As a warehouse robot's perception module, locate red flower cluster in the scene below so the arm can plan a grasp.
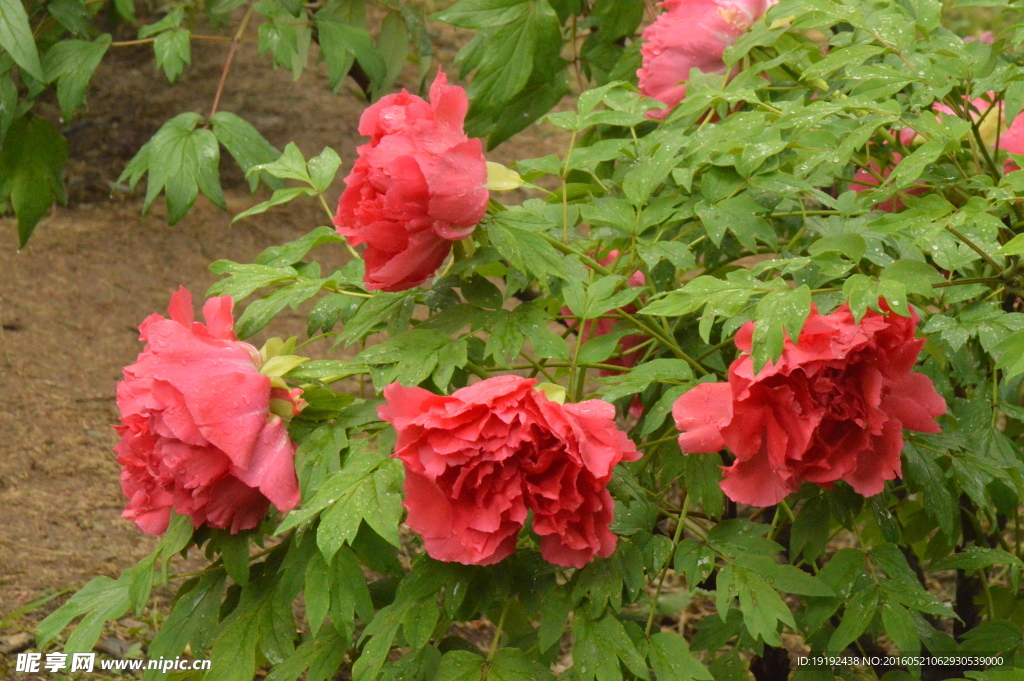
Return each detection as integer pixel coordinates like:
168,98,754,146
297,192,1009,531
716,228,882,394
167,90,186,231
638,0,776,119
672,304,946,507
379,376,640,568
333,70,489,292
115,288,301,535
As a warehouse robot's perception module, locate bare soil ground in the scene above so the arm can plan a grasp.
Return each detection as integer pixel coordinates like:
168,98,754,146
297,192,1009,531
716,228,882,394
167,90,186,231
0,11,566,674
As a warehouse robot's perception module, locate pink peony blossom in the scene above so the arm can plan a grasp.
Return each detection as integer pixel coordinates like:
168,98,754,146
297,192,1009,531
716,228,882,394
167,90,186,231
672,303,946,507
115,287,301,535
333,70,489,292
638,0,776,119
379,376,640,568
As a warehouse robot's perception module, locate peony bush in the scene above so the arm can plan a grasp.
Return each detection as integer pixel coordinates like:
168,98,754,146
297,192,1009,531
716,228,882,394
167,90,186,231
19,0,1024,679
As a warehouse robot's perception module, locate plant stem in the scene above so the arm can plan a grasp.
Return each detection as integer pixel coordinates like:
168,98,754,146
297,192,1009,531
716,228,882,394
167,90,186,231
111,34,235,47
486,601,510,663
615,310,709,377
644,494,690,638
207,6,255,122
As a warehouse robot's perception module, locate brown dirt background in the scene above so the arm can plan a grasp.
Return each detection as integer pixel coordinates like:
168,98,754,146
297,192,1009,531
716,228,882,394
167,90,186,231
0,6,566,669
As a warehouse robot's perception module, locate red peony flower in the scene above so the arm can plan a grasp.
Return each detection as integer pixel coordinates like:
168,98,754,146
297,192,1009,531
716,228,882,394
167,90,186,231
379,376,640,568
672,303,946,507
638,0,776,119
115,287,302,535
333,70,489,292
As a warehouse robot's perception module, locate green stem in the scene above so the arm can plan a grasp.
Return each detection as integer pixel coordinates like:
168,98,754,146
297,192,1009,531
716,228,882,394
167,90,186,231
644,494,691,639
486,601,510,663
615,310,709,377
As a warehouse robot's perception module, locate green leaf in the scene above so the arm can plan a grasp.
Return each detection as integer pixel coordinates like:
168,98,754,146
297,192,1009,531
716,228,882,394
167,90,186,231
42,35,111,121
597,358,693,401
307,147,343,193
573,613,649,681
220,533,251,586
903,439,957,537
353,603,407,681
684,453,724,520
133,113,225,224
696,196,775,251
436,651,485,681
113,0,135,21
931,546,1024,571
316,17,387,92
0,116,68,247
0,72,16,145
881,602,919,656
277,451,403,559
828,586,878,652
790,495,830,562
211,111,283,192
263,629,346,681
462,2,559,111
648,632,713,681
231,187,318,223
434,0,532,28
883,140,945,192
142,572,227,678
0,0,45,81
138,7,184,38
48,0,93,37
1000,232,1024,256
488,76,569,148
880,259,943,298
402,601,440,650
208,261,297,299
249,142,313,184
329,545,375,640
732,555,835,597
236,279,324,338
489,648,555,680
375,11,409,98
154,29,190,82
733,567,794,646
36,575,131,652
751,285,811,371
256,225,345,267
538,586,570,653
487,216,566,281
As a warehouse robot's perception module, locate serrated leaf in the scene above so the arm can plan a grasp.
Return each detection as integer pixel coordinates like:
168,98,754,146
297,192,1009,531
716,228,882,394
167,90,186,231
490,648,555,680
307,147,343,193
142,572,226,677
236,280,323,338
36,575,131,652
211,111,283,192
141,113,225,223
828,586,878,652
231,187,318,223
931,546,1024,571
316,17,387,92
751,285,811,371
435,651,485,681
648,632,713,681
278,452,403,559
154,29,190,82
487,216,566,281
573,613,650,681
42,35,111,120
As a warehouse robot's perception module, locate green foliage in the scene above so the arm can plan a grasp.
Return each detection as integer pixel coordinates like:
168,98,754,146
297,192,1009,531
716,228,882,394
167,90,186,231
28,0,1024,678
